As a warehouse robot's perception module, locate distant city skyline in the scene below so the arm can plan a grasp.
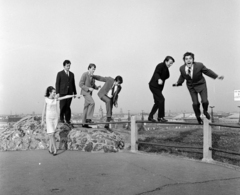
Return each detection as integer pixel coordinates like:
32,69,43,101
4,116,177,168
1,0,240,115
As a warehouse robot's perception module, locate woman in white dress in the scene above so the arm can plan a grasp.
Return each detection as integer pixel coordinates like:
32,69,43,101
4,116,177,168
41,86,80,156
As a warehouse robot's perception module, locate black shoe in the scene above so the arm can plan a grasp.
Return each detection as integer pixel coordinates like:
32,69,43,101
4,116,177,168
197,117,203,125
48,150,53,154
148,118,157,122
59,120,65,124
158,118,168,123
82,124,92,128
86,119,94,124
107,117,113,122
66,122,74,128
203,111,211,120
104,125,113,132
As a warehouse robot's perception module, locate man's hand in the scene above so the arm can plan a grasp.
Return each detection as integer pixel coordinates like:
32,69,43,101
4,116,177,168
217,75,224,80
172,83,182,87
158,79,163,85
88,88,94,92
114,103,118,108
97,85,101,90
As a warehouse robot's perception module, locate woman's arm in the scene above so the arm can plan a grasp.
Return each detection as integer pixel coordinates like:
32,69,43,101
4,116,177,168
41,102,46,127
56,95,81,101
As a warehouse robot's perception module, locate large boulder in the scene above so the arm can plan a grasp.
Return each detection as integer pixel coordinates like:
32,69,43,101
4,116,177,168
0,116,125,153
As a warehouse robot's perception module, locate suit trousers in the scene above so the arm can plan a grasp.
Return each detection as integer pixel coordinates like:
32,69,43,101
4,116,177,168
82,94,95,124
60,94,72,123
100,95,113,118
149,85,165,118
188,86,208,105
188,86,208,118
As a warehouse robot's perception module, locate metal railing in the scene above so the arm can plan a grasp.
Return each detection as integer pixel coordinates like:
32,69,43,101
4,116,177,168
72,116,240,163
130,116,240,163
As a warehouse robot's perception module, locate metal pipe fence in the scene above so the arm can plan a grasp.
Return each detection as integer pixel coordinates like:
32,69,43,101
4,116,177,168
73,116,240,163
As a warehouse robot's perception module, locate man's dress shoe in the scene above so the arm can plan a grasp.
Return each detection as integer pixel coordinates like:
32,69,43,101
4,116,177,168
203,111,211,120
197,117,203,125
148,118,157,122
82,124,92,128
158,118,168,123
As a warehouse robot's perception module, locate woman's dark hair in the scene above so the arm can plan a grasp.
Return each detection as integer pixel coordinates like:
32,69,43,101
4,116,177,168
114,76,123,84
88,63,96,70
183,52,194,62
63,60,71,66
45,86,55,97
163,56,175,63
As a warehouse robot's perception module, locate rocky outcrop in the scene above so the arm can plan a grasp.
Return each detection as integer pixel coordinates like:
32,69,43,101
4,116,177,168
0,116,124,153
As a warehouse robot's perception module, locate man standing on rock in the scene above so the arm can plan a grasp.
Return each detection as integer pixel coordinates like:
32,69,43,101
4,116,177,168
55,60,77,127
92,75,123,130
79,63,101,128
173,52,224,124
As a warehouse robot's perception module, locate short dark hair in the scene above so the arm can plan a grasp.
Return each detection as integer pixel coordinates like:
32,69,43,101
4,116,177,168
45,86,55,97
163,56,175,63
183,52,194,62
114,76,123,84
63,60,71,66
88,63,96,70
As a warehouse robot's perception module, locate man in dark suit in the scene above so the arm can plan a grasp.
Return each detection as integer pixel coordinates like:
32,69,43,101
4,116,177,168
92,75,123,129
148,56,175,123
56,60,77,126
173,52,224,124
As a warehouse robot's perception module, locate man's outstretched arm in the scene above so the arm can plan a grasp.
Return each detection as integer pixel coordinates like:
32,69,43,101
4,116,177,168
173,74,184,87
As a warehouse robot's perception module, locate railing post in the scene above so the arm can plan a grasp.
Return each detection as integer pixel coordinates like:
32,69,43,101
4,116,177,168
131,116,138,152
202,118,213,162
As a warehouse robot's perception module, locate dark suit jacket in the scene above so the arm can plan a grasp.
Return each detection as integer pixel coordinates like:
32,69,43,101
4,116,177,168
177,62,218,92
55,70,77,95
92,75,122,106
149,62,170,89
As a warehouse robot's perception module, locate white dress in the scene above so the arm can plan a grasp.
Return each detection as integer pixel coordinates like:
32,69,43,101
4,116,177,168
45,98,58,134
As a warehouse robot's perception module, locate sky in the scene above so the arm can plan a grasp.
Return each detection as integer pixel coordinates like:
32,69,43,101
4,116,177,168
0,0,240,115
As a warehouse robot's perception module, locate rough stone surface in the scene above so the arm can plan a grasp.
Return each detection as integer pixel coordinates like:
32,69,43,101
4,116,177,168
0,116,125,153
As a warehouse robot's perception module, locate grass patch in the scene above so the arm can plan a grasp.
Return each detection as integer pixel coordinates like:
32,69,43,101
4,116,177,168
138,126,240,166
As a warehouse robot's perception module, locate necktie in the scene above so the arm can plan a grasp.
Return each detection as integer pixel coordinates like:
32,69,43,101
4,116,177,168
188,67,191,78
112,85,115,96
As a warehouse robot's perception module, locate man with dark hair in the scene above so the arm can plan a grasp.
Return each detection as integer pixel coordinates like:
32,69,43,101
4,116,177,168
56,60,77,127
148,56,175,123
79,63,100,128
173,52,224,124
92,75,123,129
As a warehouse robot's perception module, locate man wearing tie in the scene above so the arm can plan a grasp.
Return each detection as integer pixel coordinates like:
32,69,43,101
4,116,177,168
79,64,100,128
92,75,123,129
173,52,224,124
55,60,77,127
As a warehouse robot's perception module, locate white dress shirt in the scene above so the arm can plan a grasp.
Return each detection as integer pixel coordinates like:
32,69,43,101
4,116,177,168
185,64,194,79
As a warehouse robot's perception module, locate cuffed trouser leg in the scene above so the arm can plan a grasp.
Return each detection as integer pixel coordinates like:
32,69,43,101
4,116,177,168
149,85,165,118
82,94,95,125
100,95,113,118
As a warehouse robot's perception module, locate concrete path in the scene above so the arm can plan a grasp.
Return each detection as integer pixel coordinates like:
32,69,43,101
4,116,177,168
0,150,240,195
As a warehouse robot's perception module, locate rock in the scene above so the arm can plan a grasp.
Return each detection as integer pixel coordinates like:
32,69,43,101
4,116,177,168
0,116,125,153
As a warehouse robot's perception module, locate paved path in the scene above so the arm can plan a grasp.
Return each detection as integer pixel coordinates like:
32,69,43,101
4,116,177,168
0,150,240,195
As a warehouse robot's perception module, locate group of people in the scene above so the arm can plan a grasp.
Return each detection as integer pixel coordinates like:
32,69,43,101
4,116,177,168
148,52,224,125
41,51,224,155
41,60,123,155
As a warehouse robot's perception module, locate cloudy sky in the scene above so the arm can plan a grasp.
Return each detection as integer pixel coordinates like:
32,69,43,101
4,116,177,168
0,0,240,115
